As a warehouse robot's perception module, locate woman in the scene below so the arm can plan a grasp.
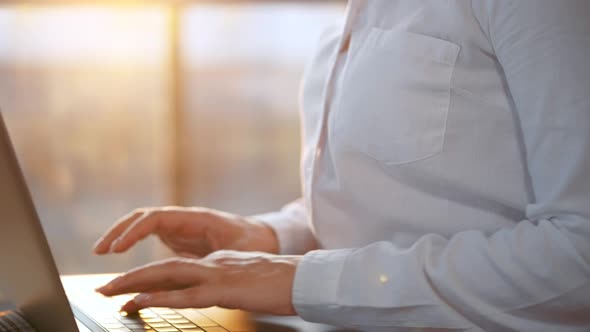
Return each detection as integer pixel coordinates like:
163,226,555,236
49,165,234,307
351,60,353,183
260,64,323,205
93,1,590,331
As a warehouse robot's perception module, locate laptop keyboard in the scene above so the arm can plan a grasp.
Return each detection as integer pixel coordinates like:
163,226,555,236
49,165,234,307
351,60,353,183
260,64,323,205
98,308,223,332
77,293,227,332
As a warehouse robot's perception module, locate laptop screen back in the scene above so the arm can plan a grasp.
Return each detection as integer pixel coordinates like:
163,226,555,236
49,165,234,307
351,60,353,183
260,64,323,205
0,112,79,332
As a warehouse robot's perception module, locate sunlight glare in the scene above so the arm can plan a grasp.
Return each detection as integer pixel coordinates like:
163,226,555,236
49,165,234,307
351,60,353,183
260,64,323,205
0,6,169,65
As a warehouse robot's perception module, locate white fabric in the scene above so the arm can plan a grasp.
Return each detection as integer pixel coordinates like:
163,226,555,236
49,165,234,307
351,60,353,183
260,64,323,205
255,1,590,331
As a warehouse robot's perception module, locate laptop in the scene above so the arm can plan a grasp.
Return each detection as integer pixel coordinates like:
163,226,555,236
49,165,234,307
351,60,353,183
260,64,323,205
0,112,355,332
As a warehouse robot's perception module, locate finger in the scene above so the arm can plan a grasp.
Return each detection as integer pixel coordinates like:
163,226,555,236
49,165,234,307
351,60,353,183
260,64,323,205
93,210,145,255
111,211,159,253
121,286,219,313
112,208,213,254
96,258,208,296
95,273,189,296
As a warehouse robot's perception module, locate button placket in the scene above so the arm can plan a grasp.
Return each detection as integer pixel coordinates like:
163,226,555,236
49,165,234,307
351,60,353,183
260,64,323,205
307,0,363,218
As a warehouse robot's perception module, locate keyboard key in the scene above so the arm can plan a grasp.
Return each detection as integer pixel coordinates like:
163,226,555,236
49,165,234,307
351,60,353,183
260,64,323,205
173,323,198,329
108,329,131,332
149,323,173,328
179,329,204,332
143,318,165,324
120,317,145,324
160,314,183,320
139,312,158,319
152,308,176,314
167,319,190,324
175,310,218,327
154,328,179,332
125,323,152,329
129,327,153,332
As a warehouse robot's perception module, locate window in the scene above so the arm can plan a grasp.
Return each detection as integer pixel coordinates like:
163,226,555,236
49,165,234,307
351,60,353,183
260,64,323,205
0,2,344,274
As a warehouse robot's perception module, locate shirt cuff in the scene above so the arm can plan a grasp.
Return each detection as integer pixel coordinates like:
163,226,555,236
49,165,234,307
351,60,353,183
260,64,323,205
292,248,354,324
250,200,317,255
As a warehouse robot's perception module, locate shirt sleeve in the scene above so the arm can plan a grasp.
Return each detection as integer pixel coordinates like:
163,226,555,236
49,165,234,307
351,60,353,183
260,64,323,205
292,1,590,331
250,198,318,255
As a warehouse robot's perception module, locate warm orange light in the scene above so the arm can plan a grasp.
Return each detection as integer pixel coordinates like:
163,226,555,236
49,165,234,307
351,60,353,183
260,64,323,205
1,6,170,66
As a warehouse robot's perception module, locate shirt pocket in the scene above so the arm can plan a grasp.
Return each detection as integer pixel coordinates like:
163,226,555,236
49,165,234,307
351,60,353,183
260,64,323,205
332,28,460,165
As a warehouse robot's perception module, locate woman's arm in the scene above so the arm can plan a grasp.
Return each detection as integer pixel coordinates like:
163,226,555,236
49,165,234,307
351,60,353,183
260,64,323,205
292,1,590,330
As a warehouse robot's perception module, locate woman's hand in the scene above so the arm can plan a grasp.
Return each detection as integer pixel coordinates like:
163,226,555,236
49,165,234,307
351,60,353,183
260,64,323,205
95,250,300,315
93,207,279,257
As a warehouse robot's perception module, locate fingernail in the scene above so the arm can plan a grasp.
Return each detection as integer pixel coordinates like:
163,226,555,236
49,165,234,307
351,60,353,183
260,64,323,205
95,284,111,293
93,238,104,253
96,276,121,293
134,294,151,304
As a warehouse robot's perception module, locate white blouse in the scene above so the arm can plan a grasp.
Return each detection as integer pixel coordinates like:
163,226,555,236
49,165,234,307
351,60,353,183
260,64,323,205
256,1,590,331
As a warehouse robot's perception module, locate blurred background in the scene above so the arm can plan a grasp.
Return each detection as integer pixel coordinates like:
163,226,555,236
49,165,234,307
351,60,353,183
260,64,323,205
0,1,344,274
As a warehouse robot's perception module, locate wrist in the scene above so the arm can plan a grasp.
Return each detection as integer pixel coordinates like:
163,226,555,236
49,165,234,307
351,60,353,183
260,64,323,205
245,219,280,254
259,222,280,254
